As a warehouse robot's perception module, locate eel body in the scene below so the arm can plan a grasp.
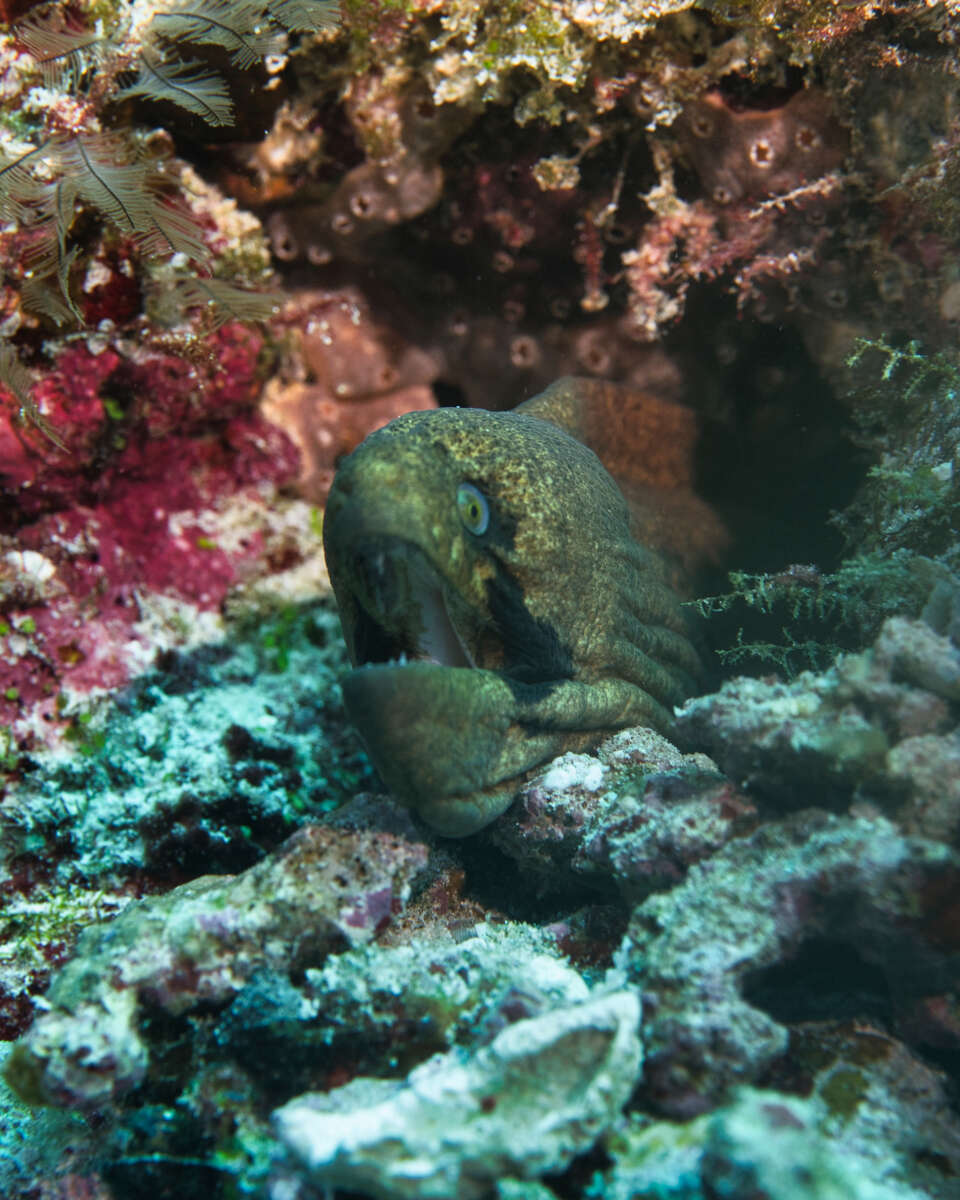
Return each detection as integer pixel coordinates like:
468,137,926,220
322,377,703,835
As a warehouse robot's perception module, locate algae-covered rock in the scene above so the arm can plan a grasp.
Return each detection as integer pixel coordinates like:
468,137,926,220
788,1022,960,1195
677,616,960,816
619,812,960,1115
2,599,373,883
489,727,751,901
0,1046,94,1199
6,824,428,1107
305,921,589,1055
496,1182,562,1200
275,988,642,1200
599,1088,925,1200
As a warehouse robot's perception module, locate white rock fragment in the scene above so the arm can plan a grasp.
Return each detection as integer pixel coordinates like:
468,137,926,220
275,989,642,1200
3,549,56,586
539,752,607,793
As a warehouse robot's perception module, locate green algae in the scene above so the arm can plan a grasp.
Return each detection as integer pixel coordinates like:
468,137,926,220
0,726,18,773
690,553,948,678
423,0,586,123
818,1066,870,1123
337,0,673,123
0,882,127,977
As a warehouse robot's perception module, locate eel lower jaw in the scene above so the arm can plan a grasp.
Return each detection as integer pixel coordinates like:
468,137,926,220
338,659,534,835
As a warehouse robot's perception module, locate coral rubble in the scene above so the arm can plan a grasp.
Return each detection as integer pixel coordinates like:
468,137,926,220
276,989,640,1200
7,821,428,1107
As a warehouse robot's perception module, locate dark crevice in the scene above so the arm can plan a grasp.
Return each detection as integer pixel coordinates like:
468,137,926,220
743,937,895,1026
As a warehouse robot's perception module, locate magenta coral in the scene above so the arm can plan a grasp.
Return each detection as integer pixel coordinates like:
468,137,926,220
0,324,270,514
0,324,299,727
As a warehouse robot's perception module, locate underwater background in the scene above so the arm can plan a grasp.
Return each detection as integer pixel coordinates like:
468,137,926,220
2,0,960,1195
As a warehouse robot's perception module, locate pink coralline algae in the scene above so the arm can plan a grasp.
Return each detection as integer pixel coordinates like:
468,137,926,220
1,325,271,506
0,325,300,723
0,345,118,498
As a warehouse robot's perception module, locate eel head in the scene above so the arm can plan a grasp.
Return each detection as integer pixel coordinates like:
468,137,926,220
323,391,701,835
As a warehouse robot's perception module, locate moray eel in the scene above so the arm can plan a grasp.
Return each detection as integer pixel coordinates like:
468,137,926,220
323,377,702,835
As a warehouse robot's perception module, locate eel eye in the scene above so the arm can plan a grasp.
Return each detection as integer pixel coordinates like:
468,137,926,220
456,482,489,535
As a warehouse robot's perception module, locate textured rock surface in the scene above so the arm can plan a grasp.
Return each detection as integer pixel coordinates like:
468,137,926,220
489,728,754,901
600,1088,925,1200
304,922,590,1054
275,988,641,1200
677,617,960,815
619,811,960,1115
5,824,428,1107
785,1022,960,1194
7,611,960,1196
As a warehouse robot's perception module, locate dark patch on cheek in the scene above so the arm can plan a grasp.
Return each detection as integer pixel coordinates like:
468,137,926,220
482,503,518,554
485,565,574,692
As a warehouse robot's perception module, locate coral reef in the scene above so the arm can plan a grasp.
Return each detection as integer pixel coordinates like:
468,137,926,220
5,0,960,1195
7,610,960,1195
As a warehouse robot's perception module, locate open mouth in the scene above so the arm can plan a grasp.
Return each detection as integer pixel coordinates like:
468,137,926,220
348,539,476,670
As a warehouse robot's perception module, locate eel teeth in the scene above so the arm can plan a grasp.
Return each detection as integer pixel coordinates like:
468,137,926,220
413,583,474,669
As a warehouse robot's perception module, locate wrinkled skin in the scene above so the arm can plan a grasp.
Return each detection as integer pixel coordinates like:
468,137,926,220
323,377,701,835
